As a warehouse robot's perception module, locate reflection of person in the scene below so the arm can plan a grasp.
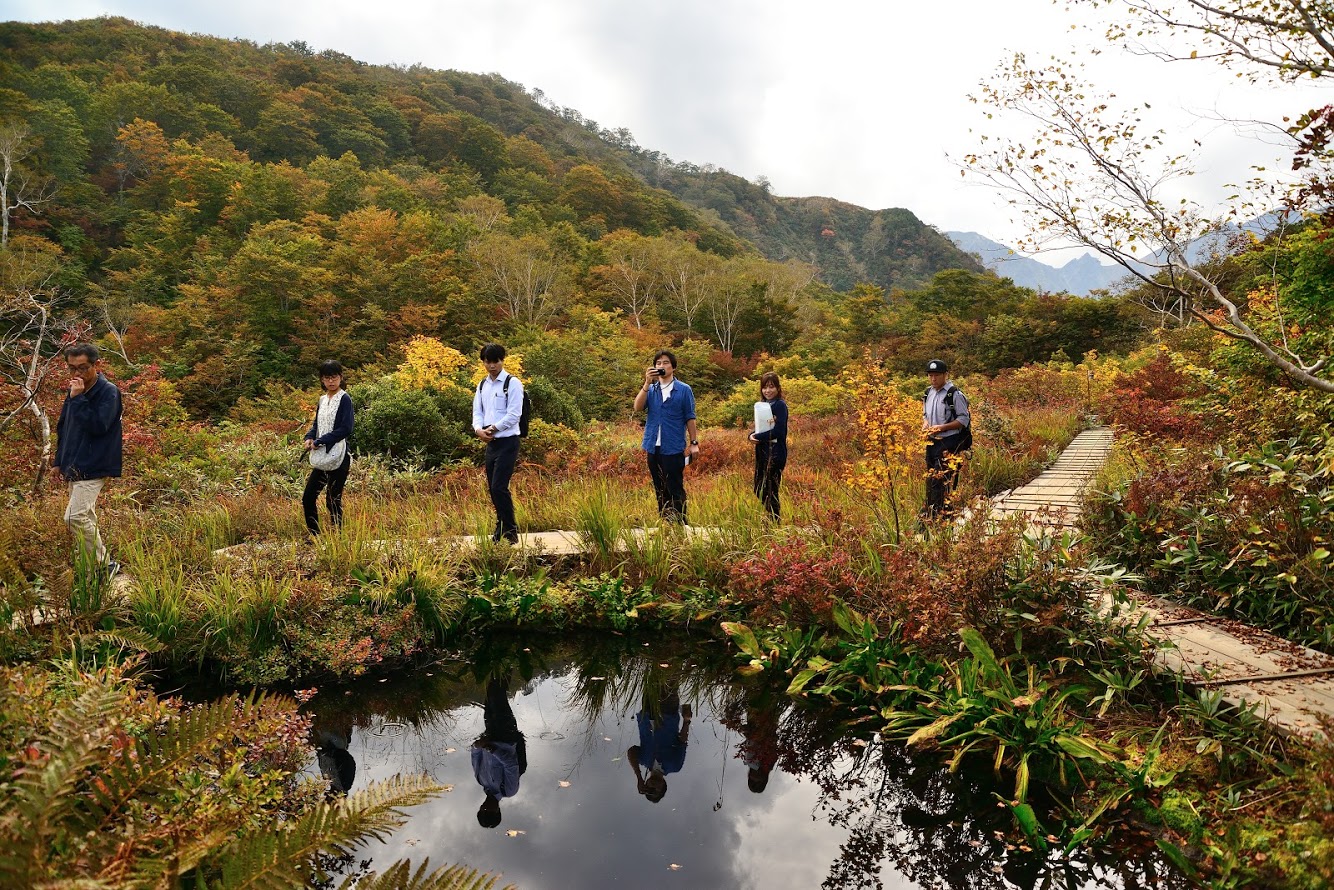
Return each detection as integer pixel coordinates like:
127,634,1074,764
921,359,970,520
627,689,691,803
54,343,123,576
738,701,780,794
749,372,789,522
471,343,523,544
313,714,356,796
472,676,527,828
302,360,354,535
633,350,698,524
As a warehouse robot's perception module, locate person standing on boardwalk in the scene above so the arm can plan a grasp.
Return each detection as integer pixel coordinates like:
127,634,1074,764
749,372,788,522
53,343,123,577
472,343,523,544
921,359,971,520
302,360,354,536
633,350,698,524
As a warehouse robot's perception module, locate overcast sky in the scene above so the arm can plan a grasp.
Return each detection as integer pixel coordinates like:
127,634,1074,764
6,0,1320,260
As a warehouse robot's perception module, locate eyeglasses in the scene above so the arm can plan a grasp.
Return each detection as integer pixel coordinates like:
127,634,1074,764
67,362,93,372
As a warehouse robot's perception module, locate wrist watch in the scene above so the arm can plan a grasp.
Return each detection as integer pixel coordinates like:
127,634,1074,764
691,440,698,445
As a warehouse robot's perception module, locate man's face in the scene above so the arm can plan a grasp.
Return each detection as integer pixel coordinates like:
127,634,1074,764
484,358,504,378
927,370,947,389
67,355,97,389
654,356,675,379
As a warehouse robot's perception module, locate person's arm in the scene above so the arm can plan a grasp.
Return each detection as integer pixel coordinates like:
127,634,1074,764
634,368,657,412
684,387,698,456
679,704,692,743
627,745,646,792
951,390,970,430
473,382,493,440
494,377,522,436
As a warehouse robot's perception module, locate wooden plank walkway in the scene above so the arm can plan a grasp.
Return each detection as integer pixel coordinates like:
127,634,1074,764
989,428,1114,528
991,427,1333,737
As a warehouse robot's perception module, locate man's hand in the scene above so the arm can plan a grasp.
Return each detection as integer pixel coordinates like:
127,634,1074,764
303,439,315,452
69,376,85,397
476,427,495,442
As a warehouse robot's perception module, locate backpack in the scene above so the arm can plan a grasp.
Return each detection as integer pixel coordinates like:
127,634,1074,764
925,384,973,454
479,375,532,437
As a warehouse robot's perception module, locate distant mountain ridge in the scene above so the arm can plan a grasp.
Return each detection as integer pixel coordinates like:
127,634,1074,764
948,214,1293,296
945,232,1128,295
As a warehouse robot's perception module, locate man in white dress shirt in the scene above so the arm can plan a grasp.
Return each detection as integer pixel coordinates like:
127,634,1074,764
472,343,524,543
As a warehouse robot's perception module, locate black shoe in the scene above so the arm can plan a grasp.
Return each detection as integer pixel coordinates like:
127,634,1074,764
104,560,122,581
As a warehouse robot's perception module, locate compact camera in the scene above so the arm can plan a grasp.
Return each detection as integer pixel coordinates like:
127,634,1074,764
652,368,665,376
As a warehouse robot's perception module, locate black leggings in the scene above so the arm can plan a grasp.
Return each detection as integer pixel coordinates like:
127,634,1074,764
303,453,350,535
754,454,785,521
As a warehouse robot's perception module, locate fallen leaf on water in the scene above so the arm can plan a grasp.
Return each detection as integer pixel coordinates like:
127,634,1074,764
441,784,453,792
445,747,457,753
603,736,612,741
668,864,683,871
506,830,525,837
659,663,671,668
405,838,420,846
558,780,571,788
590,676,606,681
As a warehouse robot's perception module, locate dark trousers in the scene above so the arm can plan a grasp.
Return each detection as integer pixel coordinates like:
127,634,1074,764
754,454,785,521
303,454,350,535
484,435,521,542
924,437,964,519
646,449,687,523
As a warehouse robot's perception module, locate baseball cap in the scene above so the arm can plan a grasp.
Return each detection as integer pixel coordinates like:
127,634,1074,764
926,359,948,373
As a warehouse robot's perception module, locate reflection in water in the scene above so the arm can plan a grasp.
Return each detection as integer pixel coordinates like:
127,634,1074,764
628,685,691,804
473,674,528,828
311,711,356,796
304,634,1190,890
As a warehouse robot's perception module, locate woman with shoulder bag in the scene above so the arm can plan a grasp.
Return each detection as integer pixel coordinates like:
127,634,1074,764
302,360,354,535
749,372,788,522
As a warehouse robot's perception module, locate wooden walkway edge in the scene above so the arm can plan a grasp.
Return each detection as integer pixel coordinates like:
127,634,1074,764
991,427,1333,738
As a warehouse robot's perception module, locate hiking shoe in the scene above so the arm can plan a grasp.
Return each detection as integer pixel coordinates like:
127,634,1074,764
105,560,121,581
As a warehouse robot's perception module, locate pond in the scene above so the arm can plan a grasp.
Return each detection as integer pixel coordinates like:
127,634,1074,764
303,633,1190,890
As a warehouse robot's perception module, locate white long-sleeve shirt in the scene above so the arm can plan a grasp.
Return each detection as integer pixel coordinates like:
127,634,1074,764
472,371,524,438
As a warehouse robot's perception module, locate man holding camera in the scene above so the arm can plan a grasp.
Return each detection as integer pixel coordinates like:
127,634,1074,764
473,342,523,543
922,358,970,520
634,350,699,524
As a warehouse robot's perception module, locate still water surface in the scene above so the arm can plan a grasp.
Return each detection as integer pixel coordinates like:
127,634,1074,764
304,634,1189,890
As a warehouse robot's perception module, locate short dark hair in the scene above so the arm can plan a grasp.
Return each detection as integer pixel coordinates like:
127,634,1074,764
477,797,501,828
480,343,507,362
758,372,783,400
65,343,100,364
318,360,344,378
652,350,677,369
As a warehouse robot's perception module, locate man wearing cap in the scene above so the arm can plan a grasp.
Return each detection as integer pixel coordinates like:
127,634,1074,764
922,359,970,519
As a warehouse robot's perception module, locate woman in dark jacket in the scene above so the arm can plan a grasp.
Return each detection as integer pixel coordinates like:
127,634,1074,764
302,360,354,535
749,372,789,521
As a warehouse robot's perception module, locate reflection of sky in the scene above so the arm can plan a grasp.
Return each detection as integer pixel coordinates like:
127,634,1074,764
308,659,1186,890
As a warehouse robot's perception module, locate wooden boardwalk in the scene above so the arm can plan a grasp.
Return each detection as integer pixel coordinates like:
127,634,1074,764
991,427,1334,737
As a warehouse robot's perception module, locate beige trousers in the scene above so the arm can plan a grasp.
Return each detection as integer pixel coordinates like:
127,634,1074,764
65,479,108,566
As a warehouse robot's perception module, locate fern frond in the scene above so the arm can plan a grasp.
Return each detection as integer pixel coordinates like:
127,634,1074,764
0,682,126,884
92,692,261,831
346,859,512,890
212,774,445,890
71,627,166,655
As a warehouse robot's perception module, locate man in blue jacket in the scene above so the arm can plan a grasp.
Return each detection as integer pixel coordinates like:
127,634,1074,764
633,350,699,524
53,343,123,575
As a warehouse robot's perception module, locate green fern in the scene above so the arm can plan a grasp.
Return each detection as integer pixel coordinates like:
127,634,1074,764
347,859,513,890
212,774,444,890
